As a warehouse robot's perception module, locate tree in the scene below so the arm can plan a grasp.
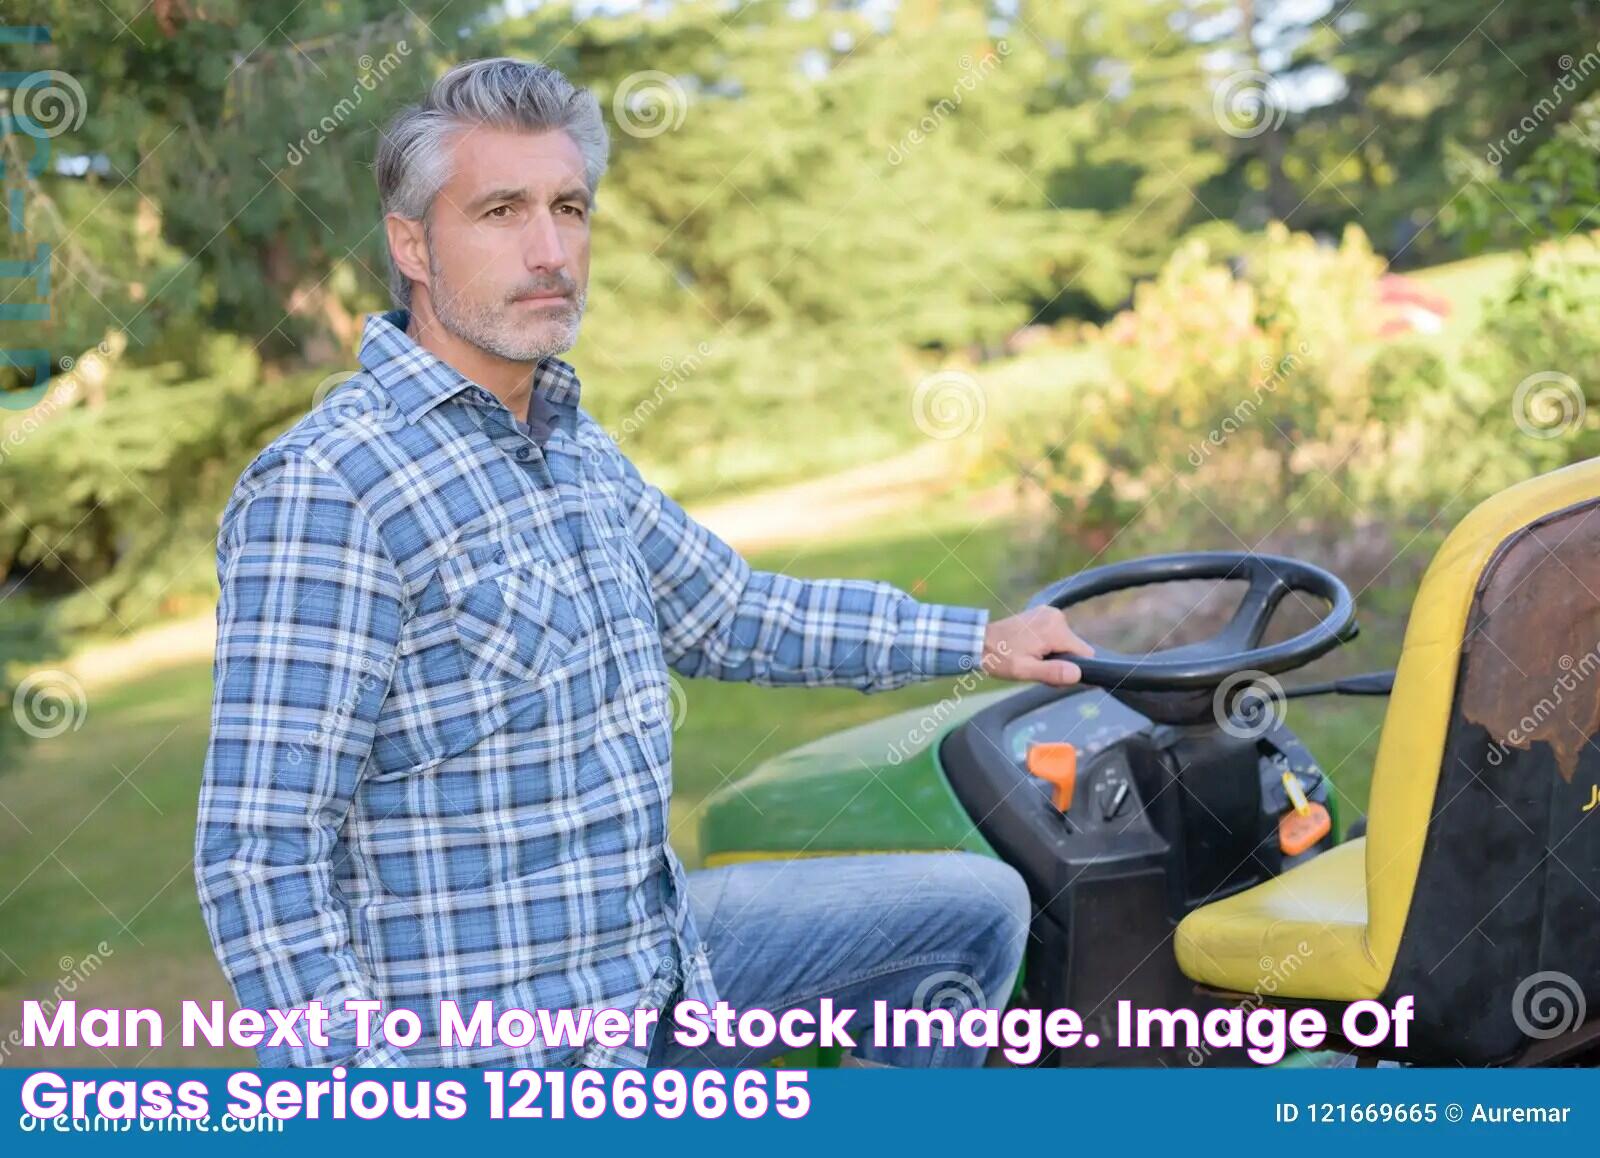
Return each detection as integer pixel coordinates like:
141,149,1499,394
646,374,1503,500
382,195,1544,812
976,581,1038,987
1288,0,1600,258
0,0,1237,635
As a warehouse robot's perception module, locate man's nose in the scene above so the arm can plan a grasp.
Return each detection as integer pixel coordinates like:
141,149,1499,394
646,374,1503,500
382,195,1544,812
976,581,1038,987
522,208,568,273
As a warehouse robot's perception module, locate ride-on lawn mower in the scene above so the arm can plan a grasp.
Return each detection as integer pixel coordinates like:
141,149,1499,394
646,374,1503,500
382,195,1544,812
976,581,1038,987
699,458,1600,1067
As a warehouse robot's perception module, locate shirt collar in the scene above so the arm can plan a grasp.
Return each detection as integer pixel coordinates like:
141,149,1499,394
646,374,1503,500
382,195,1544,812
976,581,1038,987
357,308,582,425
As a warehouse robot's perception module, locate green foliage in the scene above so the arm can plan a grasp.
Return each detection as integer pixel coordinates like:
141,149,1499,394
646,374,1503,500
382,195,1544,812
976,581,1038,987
1470,237,1600,467
1,1,472,386
2,0,1250,628
1444,93,1600,478
498,0,1237,493
987,217,1591,574
0,338,327,634
2,0,1597,647
1451,95,1600,252
991,224,1410,546
1203,0,1600,259
0,591,58,767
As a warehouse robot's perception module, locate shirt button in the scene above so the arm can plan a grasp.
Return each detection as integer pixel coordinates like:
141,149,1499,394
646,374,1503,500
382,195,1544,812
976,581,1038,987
515,447,535,462
662,957,677,973
492,549,506,564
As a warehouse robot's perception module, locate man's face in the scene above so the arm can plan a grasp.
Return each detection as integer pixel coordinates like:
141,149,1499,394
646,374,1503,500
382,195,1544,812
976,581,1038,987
420,125,592,362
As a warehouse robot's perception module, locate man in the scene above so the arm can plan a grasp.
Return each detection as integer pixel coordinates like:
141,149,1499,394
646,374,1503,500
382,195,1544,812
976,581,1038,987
195,57,1093,1069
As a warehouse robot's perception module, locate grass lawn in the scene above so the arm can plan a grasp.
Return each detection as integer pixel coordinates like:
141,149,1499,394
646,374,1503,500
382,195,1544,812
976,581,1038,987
0,498,1393,1066
1408,233,1597,343
1411,248,1526,341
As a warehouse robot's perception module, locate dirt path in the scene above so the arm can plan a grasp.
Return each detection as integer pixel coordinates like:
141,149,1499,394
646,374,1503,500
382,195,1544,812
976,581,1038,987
59,442,1010,691
681,440,983,552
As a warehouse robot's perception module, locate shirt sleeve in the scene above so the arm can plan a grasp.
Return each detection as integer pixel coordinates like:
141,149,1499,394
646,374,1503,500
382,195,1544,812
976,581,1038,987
602,434,989,692
194,450,411,1068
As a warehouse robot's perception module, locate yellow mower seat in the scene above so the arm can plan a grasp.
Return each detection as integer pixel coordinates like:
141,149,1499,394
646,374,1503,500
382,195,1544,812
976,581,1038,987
1174,457,1600,1062
1175,838,1380,1001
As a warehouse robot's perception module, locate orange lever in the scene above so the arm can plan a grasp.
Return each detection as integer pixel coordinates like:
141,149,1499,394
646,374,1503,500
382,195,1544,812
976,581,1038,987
1026,742,1078,813
1279,802,1331,856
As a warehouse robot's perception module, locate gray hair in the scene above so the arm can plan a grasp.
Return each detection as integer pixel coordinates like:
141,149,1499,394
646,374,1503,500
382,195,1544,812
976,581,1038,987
374,57,610,309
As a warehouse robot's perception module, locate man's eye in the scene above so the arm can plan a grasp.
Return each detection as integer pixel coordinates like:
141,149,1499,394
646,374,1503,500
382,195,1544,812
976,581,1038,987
558,204,586,218
487,205,514,219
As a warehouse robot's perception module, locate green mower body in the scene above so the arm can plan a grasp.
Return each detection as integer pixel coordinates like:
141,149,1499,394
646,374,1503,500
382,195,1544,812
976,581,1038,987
697,680,1342,1067
699,689,1013,867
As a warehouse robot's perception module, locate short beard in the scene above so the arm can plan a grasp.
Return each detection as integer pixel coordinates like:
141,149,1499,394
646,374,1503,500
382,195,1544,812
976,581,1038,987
425,231,585,362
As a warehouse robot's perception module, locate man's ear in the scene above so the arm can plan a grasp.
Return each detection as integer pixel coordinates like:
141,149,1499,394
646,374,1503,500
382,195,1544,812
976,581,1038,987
384,212,429,298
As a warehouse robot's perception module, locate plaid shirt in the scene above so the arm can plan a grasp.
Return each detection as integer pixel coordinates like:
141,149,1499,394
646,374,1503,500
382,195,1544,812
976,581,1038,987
195,309,989,1068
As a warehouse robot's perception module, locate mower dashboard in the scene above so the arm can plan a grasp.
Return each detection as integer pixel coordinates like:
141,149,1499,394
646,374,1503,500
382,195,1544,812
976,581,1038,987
1003,690,1154,828
1002,689,1154,765
937,672,1340,1064
942,682,1335,920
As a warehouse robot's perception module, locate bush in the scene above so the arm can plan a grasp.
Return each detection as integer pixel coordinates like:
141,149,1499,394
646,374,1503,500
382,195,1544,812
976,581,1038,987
989,223,1416,548
1443,92,1600,478
986,221,1583,576
1472,236,1600,467
0,334,324,637
0,592,60,771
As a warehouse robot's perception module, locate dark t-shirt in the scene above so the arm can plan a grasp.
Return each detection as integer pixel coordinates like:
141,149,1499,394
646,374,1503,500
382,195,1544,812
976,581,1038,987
515,388,557,446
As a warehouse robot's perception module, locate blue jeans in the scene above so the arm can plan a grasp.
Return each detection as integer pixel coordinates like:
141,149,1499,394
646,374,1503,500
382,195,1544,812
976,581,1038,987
646,851,1031,1068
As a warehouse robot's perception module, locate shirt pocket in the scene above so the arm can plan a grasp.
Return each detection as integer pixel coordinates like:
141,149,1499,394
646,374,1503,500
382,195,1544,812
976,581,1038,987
436,535,587,685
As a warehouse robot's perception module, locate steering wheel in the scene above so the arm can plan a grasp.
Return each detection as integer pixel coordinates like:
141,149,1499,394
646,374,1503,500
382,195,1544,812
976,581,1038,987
1026,551,1356,692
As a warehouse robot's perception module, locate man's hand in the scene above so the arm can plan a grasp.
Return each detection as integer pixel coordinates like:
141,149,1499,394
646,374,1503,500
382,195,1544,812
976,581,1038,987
981,606,1096,686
